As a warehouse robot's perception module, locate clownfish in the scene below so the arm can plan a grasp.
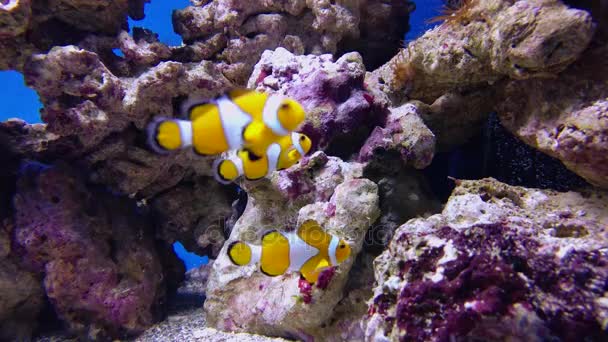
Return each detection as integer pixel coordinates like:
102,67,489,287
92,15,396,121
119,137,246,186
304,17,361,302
213,132,313,184
147,89,306,157
227,220,351,284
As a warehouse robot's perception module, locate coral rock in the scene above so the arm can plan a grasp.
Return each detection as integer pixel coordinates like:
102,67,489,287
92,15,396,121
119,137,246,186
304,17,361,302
13,163,167,339
0,0,142,70
358,102,436,169
373,0,595,103
250,47,387,158
204,152,380,338
22,44,231,196
366,178,608,341
497,44,608,189
151,177,233,257
0,218,44,341
173,0,411,84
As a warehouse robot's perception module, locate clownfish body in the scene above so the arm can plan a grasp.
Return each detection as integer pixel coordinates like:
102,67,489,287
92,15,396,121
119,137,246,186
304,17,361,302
147,89,306,157
213,132,312,184
227,220,351,284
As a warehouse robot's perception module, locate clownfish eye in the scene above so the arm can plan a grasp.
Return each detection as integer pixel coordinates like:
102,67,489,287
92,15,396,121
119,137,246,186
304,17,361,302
300,136,306,141
339,244,345,249
280,103,290,110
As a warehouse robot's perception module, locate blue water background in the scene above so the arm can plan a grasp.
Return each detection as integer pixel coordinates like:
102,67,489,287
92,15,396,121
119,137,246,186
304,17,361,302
0,0,443,270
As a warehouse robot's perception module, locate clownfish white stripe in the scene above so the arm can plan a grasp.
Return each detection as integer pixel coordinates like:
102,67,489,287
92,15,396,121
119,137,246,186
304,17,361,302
328,235,339,266
232,154,245,177
217,95,251,149
286,232,319,272
263,94,289,136
291,132,305,157
177,120,193,147
266,143,281,174
249,244,262,266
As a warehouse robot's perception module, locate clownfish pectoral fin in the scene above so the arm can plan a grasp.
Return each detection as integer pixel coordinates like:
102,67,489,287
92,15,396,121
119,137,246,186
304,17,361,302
300,267,321,284
242,121,266,145
147,117,192,153
314,259,330,271
213,157,242,185
287,149,301,163
227,241,253,266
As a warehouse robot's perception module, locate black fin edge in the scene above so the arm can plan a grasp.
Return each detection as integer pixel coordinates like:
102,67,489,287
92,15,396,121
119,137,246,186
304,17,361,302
212,158,233,185
146,117,173,154
227,240,243,265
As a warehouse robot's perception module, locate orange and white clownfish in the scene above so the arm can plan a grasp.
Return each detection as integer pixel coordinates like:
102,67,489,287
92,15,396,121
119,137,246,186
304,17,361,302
213,132,312,184
147,89,306,157
227,220,351,284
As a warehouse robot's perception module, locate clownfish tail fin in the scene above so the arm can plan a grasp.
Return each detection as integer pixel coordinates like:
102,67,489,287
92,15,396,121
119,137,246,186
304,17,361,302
213,156,242,185
147,117,193,153
227,241,252,266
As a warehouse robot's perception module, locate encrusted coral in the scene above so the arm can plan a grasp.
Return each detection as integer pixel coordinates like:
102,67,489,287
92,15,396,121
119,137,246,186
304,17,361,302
366,178,608,341
0,0,143,70
173,0,414,83
250,47,387,158
496,43,608,188
204,152,380,339
13,163,170,339
373,0,595,102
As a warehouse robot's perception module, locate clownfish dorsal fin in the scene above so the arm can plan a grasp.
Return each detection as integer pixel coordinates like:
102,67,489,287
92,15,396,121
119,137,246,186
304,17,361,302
228,88,254,100
260,230,290,276
297,220,330,251
188,102,216,121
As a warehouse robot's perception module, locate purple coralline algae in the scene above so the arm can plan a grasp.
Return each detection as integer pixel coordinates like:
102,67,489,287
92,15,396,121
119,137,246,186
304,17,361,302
12,163,169,339
250,47,387,156
366,178,608,341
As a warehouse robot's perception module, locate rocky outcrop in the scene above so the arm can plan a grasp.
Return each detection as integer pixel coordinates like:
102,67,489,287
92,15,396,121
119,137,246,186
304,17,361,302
0,0,144,70
249,47,387,158
366,178,608,341
358,102,435,169
22,45,225,196
13,163,168,339
173,0,414,83
150,178,234,257
0,218,44,341
373,0,595,103
204,152,380,339
496,44,608,189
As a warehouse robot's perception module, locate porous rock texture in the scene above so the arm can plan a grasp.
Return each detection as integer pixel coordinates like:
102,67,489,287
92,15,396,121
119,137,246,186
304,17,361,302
369,0,607,188
12,163,170,340
366,178,608,341
0,217,44,341
150,177,234,257
0,0,145,70
249,47,387,158
173,0,414,83
374,0,595,103
496,41,608,189
204,151,381,340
